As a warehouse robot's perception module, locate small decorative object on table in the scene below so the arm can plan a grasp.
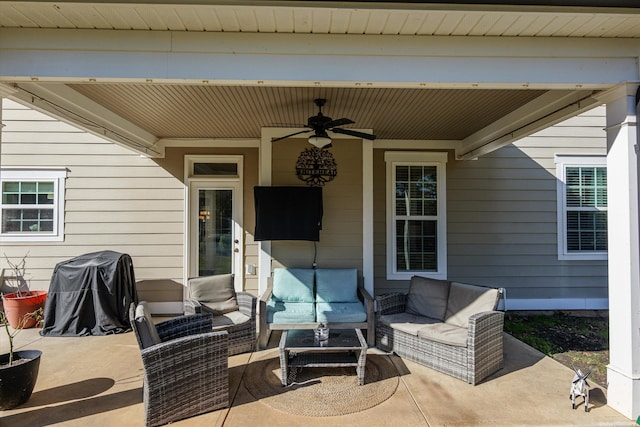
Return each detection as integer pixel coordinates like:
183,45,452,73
314,323,329,341
569,365,592,412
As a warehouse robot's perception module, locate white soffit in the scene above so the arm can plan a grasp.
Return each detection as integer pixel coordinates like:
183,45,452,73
1,2,639,38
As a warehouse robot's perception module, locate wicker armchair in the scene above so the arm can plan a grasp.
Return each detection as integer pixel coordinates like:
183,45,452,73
184,274,257,355
376,277,504,385
130,302,229,427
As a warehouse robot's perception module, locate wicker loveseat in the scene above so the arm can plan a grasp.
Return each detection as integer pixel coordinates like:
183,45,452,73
259,268,374,348
376,276,504,385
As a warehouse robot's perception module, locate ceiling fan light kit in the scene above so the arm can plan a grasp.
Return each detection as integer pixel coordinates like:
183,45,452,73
308,132,332,149
272,98,376,146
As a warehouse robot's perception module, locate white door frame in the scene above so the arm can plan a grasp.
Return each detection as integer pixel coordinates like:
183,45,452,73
185,155,244,291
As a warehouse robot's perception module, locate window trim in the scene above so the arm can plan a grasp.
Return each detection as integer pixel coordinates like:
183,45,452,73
555,155,607,261
385,152,448,281
1,168,67,242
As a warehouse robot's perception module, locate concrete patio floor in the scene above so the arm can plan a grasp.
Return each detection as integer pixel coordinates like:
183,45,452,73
1,325,635,427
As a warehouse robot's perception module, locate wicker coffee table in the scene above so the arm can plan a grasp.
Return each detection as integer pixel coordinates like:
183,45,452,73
279,328,367,386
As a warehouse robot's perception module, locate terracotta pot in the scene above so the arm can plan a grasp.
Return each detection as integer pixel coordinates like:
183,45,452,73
1,291,47,329
0,349,42,410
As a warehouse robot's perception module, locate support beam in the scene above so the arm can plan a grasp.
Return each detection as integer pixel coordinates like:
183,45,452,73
258,129,275,297
457,90,600,159
6,82,162,157
605,83,640,421
362,139,374,297
1,29,639,89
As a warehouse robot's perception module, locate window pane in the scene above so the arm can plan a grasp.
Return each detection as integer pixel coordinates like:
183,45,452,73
1,175,62,239
2,182,20,192
38,182,54,193
596,231,608,251
580,168,594,186
567,211,608,252
566,187,581,207
395,219,437,271
564,165,607,253
1,207,55,233
193,163,237,176
2,193,19,204
395,165,437,217
595,167,607,186
581,187,595,207
21,182,36,192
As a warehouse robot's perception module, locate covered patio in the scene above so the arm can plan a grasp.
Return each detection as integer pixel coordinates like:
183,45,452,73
0,324,635,426
1,1,640,421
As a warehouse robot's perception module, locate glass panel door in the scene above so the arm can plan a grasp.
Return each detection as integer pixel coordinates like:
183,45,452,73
198,189,232,276
189,181,242,289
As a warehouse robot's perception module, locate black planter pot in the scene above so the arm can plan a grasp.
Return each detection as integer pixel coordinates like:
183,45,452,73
0,349,42,410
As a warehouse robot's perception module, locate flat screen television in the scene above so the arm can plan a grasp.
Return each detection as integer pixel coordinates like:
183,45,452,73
254,186,323,241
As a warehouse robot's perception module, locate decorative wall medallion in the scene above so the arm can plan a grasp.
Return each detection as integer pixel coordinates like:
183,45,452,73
296,147,337,187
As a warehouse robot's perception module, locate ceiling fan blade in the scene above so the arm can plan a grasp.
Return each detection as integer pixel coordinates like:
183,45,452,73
331,127,377,140
271,129,312,142
324,117,354,129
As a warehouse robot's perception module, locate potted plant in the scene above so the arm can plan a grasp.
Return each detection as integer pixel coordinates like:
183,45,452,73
1,254,48,329
0,308,43,410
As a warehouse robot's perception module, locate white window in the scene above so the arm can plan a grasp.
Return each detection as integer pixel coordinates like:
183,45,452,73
1,169,67,242
555,156,607,260
385,152,448,280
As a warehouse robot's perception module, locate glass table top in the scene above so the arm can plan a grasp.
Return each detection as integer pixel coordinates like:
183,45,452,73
282,329,364,349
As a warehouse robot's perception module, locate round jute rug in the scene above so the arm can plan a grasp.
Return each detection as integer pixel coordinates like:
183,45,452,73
243,353,399,417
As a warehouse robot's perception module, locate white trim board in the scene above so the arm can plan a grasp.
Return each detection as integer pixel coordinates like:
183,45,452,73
500,298,608,311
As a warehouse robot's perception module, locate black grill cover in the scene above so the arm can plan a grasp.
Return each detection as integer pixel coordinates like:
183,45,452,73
40,251,138,336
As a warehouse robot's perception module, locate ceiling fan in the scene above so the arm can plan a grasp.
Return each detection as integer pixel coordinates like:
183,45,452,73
271,98,376,149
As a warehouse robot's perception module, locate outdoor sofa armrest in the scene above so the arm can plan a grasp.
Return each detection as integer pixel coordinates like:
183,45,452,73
357,285,375,343
140,330,229,426
375,292,407,318
237,291,257,317
467,310,505,385
357,285,374,306
467,311,504,346
183,298,203,315
155,313,213,342
259,282,273,304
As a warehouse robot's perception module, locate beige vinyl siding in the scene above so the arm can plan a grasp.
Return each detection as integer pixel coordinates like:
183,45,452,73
1,99,185,291
271,139,364,272
447,106,607,301
373,106,607,301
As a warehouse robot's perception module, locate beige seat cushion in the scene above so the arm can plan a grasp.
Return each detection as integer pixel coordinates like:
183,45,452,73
405,276,451,321
188,274,238,314
444,282,500,328
379,312,440,336
417,322,469,347
211,310,251,329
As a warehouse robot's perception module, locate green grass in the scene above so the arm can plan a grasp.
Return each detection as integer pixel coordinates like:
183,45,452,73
504,312,609,387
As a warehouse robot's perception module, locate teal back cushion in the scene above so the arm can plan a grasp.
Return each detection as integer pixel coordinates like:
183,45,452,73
315,268,359,303
272,268,315,302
